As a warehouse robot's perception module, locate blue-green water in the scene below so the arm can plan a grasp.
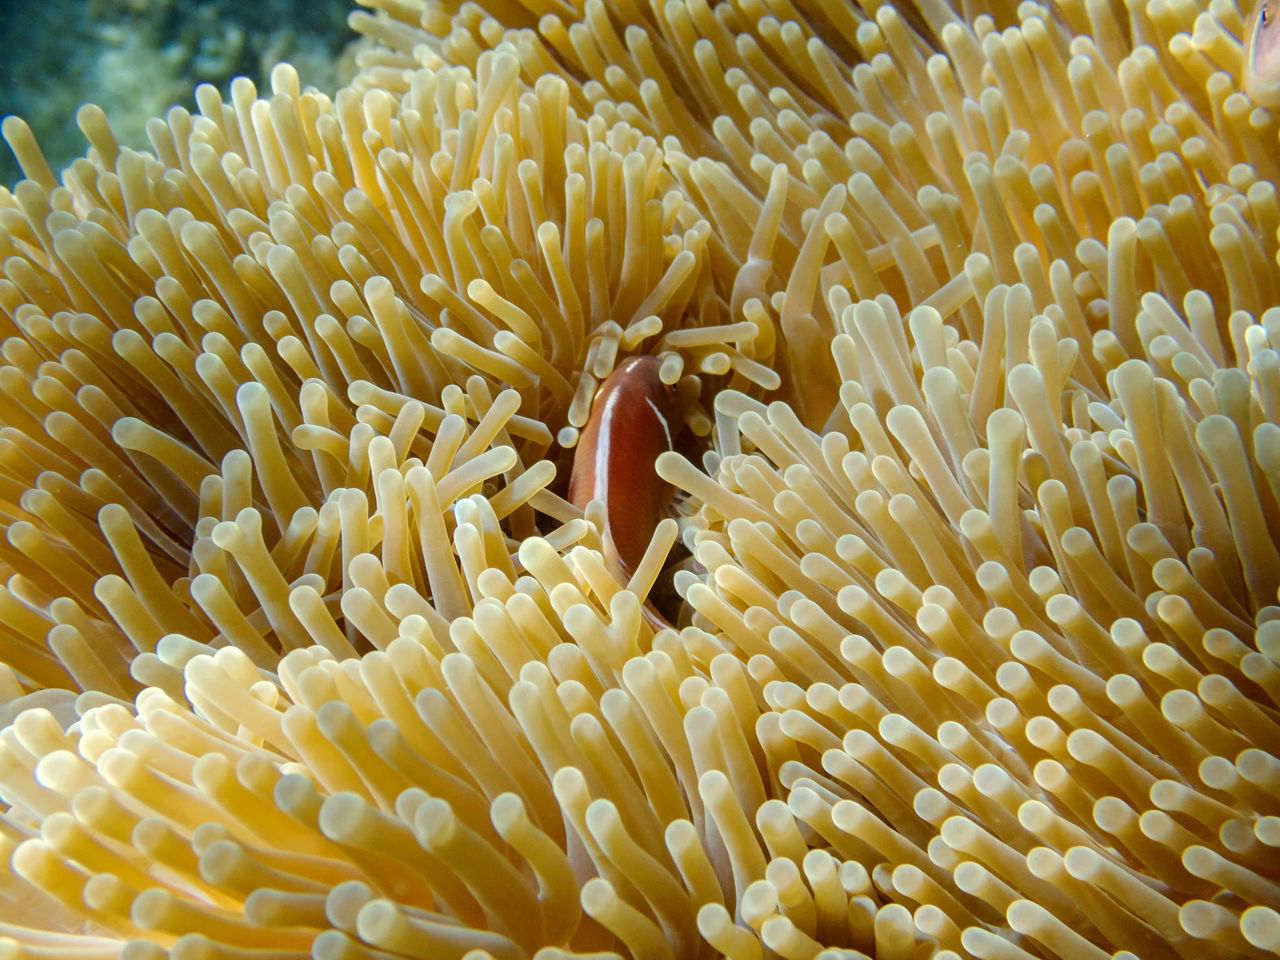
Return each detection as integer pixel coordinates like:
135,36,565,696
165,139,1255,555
0,0,352,186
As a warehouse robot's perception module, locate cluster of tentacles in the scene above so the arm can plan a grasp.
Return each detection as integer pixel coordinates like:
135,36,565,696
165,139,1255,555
0,0,1279,957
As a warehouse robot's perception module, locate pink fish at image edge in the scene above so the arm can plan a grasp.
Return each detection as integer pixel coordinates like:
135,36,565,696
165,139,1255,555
1245,0,1280,106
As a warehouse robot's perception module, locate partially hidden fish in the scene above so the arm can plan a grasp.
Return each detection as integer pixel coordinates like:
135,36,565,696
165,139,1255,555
1245,0,1280,106
568,355,682,595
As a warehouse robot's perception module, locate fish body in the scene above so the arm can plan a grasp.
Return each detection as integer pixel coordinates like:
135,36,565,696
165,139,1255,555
569,355,681,579
1246,0,1280,106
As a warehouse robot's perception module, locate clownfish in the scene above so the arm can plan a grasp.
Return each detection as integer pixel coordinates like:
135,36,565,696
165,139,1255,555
568,355,682,590
1245,0,1280,106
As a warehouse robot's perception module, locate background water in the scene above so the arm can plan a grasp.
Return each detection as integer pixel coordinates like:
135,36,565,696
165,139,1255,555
0,0,353,186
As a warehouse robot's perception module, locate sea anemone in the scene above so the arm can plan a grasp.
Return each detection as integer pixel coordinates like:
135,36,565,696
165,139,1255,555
1,0,1279,957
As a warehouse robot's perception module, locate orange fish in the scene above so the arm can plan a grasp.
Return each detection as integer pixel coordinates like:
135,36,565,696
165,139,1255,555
569,355,682,586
